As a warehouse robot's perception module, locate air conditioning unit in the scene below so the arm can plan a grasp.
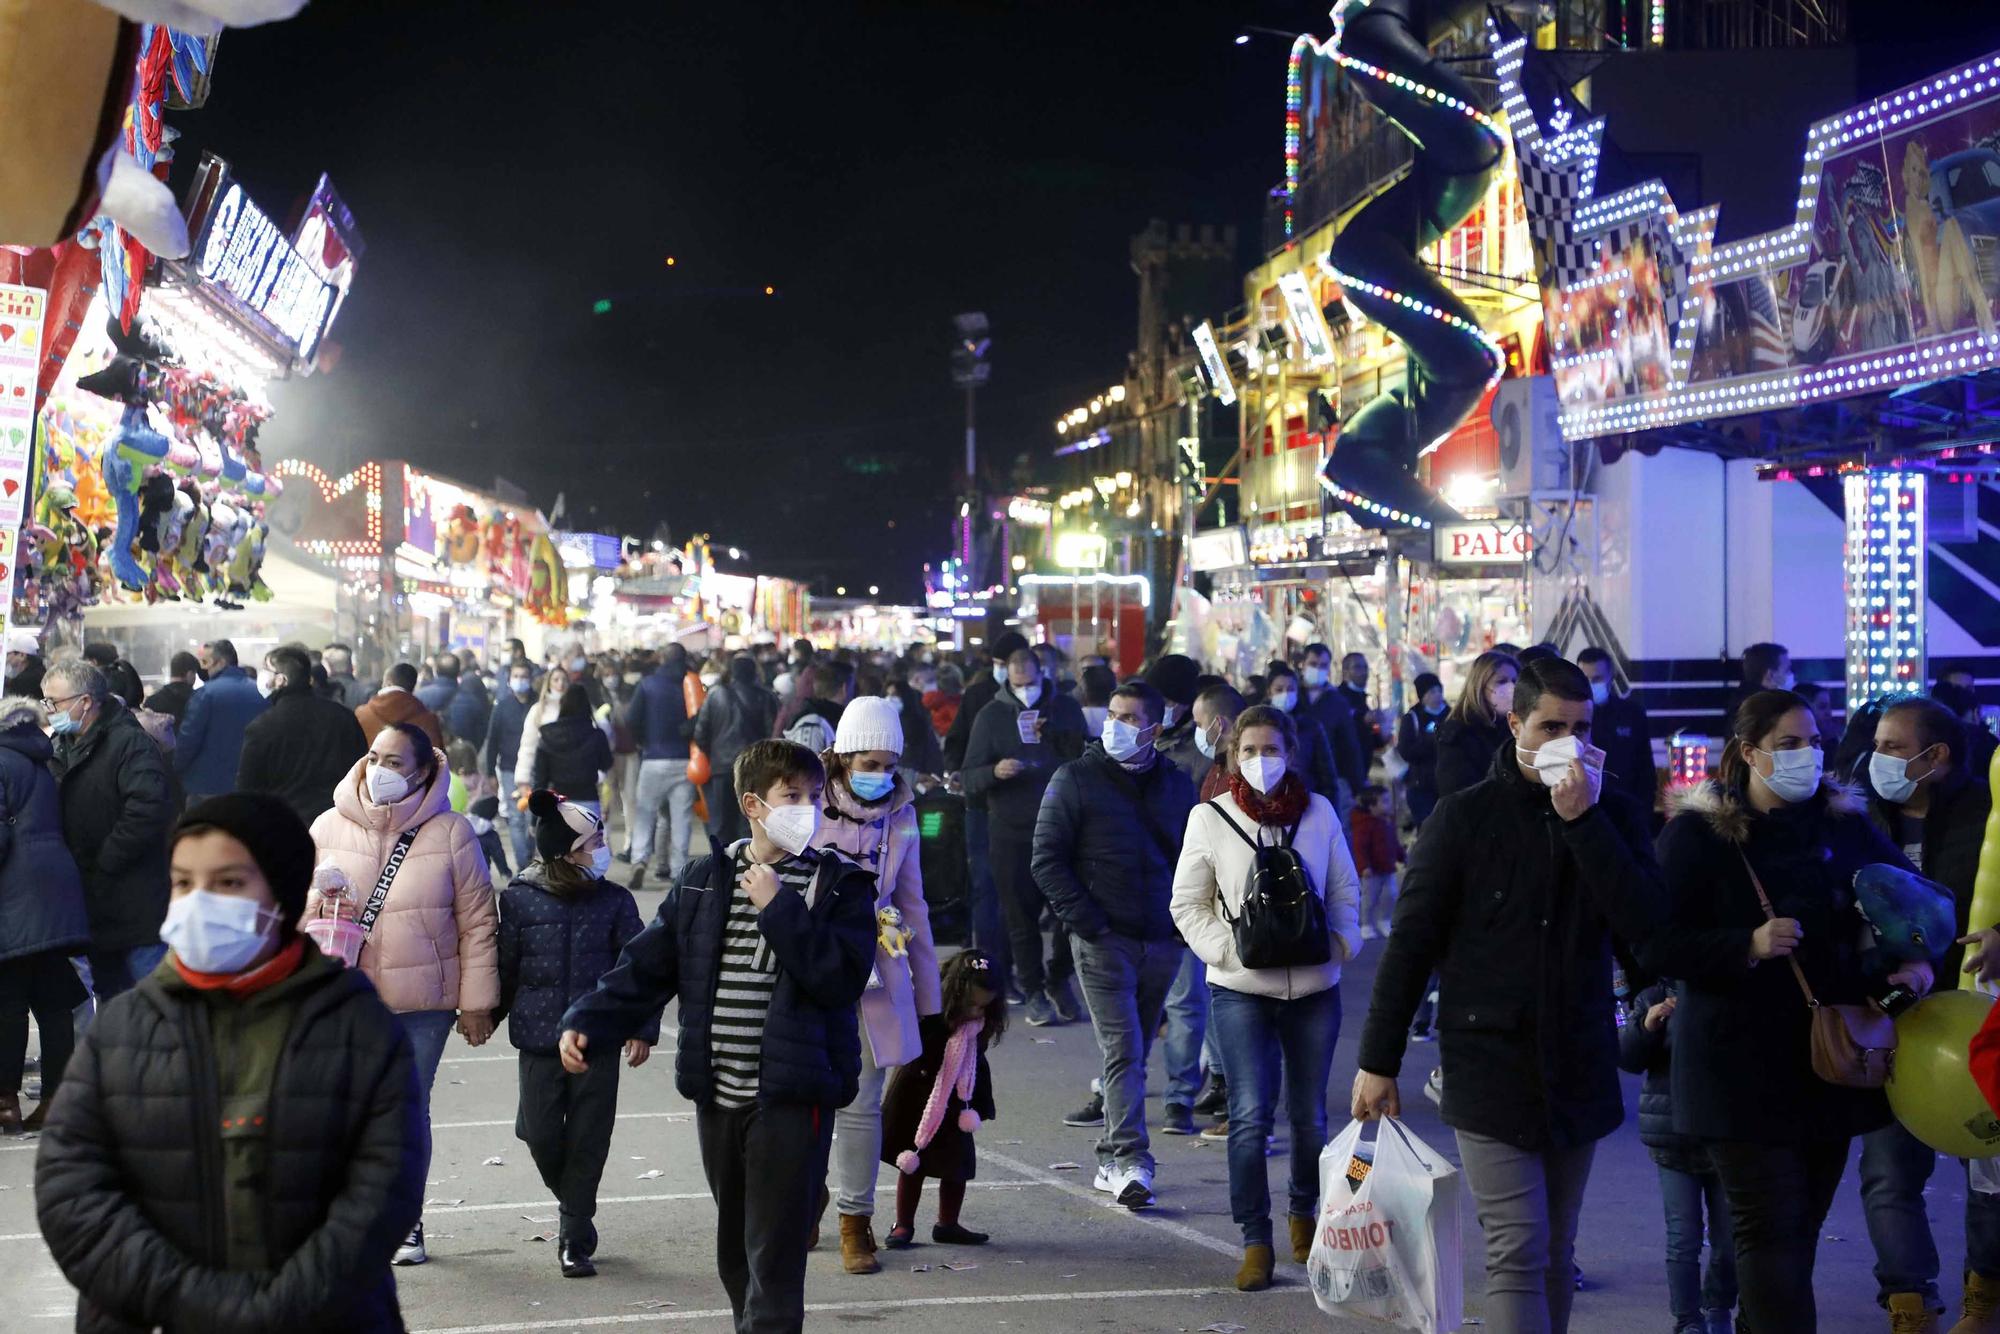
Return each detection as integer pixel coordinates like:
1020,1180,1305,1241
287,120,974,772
1492,375,1569,500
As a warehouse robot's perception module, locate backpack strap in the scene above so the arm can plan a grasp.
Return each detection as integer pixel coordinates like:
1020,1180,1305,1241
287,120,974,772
1204,798,1262,850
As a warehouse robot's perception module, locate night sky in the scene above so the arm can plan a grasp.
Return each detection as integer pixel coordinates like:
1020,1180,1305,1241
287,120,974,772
180,2,1998,605
180,1,1298,601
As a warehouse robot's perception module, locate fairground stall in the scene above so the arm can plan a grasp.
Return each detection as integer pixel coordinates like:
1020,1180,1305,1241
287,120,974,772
608,538,810,653
9,152,361,679
807,598,932,654
268,459,561,669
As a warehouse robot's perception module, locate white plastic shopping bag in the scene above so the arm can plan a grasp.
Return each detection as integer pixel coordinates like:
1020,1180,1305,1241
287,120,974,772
1307,1116,1463,1332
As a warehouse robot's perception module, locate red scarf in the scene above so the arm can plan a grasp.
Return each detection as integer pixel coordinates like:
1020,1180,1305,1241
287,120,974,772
173,935,307,998
1226,770,1310,827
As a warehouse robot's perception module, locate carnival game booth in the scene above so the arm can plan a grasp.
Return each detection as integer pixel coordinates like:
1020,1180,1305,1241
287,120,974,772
1018,573,1149,678
808,598,932,654
268,459,563,665
609,540,811,652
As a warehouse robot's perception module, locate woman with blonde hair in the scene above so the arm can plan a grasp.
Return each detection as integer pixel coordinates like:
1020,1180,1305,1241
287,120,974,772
511,662,573,803
1433,649,1519,799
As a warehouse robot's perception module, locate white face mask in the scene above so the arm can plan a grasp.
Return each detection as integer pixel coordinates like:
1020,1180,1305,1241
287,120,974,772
1517,733,1596,788
992,663,1008,686
1240,754,1287,794
1302,666,1330,689
366,763,411,805
1754,744,1823,804
256,669,278,697
160,890,279,974
757,801,820,856
1195,724,1218,760
1270,690,1298,714
1101,716,1151,762
1162,703,1180,729
1589,681,1610,706
1868,748,1934,804
1015,681,1042,708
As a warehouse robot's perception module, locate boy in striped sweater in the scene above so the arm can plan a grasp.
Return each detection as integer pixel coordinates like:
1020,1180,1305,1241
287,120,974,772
560,740,877,1332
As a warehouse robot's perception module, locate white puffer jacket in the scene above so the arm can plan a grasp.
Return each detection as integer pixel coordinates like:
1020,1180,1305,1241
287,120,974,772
306,751,499,1015
1170,789,1363,1000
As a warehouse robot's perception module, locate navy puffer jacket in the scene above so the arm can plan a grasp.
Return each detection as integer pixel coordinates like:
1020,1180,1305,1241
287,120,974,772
0,721,88,963
562,841,876,1107
1031,743,1196,942
1615,979,1710,1173
497,866,658,1054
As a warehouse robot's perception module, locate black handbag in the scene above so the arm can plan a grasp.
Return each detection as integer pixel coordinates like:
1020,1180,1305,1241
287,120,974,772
1205,800,1331,970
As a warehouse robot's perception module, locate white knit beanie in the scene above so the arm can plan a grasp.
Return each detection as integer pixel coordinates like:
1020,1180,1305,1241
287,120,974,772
834,695,904,756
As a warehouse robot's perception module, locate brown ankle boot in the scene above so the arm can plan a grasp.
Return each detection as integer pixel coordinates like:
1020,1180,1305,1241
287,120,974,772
1954,1275,2000,1334
1893,1292,1941,1334
1289,1214,1315,1264
1236,1243,1274,1292
838,1213,882,1275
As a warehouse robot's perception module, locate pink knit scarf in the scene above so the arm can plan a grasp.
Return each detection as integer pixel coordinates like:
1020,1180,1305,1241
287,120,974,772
895,1016,984,1174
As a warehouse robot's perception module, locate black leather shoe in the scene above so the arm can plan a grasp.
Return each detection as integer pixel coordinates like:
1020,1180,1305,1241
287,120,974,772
559,1242,597,1278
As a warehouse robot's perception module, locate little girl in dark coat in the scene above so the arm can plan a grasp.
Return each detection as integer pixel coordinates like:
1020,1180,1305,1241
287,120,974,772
880,949,1005,1247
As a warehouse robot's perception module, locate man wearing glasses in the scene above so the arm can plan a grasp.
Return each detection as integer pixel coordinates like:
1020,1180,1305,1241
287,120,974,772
45,660,175,1000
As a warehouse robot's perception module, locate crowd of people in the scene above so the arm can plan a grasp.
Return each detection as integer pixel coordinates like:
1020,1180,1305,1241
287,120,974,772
4,625,1999,1333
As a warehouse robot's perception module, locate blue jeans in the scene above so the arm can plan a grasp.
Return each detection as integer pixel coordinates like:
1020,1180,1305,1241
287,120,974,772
633,758,696,878
1073,932,1183,1175
1660,1163,1737,1328
400,1009,457,1189
506,801,534,870
1861,1118,2000,1310
1210,983,1341,1246
964,806,1011,993
1163,948,1216,1107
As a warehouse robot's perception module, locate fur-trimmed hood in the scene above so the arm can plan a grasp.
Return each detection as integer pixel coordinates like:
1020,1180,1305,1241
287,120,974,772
1667,776,1868,844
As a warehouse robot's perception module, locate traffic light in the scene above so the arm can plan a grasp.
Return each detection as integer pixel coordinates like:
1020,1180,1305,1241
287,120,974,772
951,312,991,388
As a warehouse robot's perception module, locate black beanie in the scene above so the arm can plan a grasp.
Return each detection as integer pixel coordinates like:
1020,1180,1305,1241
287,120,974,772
175,794,317,925
529,789,600,862
1145,653,1200,708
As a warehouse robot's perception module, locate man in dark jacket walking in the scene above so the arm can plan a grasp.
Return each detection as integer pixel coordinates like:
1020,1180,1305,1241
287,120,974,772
46,661,176,1000
1301,643,1369,801
4,627,44,701
944,631,1030,998
142,651,203,728
236,645,370,825
445,665,493,747
484,660,538,869
1147,654,1205,785
625,644,696,887
322,642,375,711
176,638,268,804
692,654,779,844
416,650,462,720
1578,647,1658,823
1353,656,1667,1334
964,646,1086,1026
1858,696,2000,1326
1033,681,1194,1210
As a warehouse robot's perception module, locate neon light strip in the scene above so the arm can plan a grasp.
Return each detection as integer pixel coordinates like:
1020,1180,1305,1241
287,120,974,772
1317,475,1434,530
1317,256,1506,394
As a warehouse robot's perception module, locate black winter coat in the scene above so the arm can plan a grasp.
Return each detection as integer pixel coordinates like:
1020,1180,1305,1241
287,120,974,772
1592,692,1658,820
482,690,532,782
236,685,370,826
561,843,876,1107
1652,780,1905,1145
1396,706,1447,797
1304,687,1368,796
943,671,1005,775
35,942,425,1333
1358,744,1668,1149
498,867,658,1053
1032,744,1196,942
961,686,1086,831
1433,715,1509,800
0,723,88,963
142,679,194,728
532,715,613,803
1615,980,1710,1173
53,699,175,953
1867,769,1991,983
692,680,779,780
1287,709,1343,803
880,1013,996,1182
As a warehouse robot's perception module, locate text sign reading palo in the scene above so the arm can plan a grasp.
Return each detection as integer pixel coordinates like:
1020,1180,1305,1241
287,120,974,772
1435,522,1531,564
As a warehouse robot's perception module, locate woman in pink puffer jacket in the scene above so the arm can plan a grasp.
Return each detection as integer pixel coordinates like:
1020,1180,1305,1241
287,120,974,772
306,719,498,1266
810,696,942,1276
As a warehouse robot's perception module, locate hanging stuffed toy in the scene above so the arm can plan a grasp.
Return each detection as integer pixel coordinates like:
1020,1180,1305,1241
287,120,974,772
100,404,168,590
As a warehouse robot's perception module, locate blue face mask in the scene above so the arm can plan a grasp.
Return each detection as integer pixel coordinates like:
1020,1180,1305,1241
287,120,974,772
48,708,79,736
992,663,1008,686
1195,726,1217,760
849,770,895,802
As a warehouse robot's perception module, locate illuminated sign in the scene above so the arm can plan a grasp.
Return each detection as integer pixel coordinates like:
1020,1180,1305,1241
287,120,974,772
1249,516,1322,564
1277,271,1335,366
1496,23,2000,440
1191,321,1236,406
184,154,345,366
0,285,45,576
1434,522,1531,564
1190,526,1249,572
1006,496,1052,527
1053,531,1107,569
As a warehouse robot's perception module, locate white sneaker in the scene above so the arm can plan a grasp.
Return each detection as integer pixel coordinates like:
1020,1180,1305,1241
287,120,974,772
1424,1067,1444,1106
393,1222,427,1266
1360,924,1378,940
1092,1163,1121,1194
1116,1165,1156,1211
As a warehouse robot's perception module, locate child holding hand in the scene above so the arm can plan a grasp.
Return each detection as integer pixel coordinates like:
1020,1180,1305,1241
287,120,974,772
880,949,1007,1247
